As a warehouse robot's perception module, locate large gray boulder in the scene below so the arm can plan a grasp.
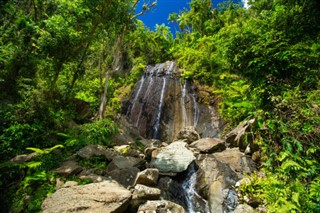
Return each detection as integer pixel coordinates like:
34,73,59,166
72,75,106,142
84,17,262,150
190,138,226,153
42,180,131,213
195,154,240,213
134,168,159,186
106,156,145,187
150,141,195,173
107,167,140,187
76,144,118,161
213,148,256,176
130,184,161,208
195,148,256,212
137,200,185,213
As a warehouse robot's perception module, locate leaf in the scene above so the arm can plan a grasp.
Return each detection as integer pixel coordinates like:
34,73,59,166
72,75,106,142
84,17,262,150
233,101,253,109
281,160,303,171
26,147,45,154
292,192,300,207
277,151,289,162
25,161,42,169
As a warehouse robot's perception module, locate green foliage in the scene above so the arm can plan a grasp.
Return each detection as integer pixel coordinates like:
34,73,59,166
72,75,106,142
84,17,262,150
171,0,320,211
77,155,108,170
76,118,118,147
1,145,63,212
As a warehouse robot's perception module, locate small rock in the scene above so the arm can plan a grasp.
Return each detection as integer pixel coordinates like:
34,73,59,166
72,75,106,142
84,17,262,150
134,168,159,186
137,200,185,213
235,178,250,188
63,181,78,188
114,145,130,154
232,204,254,213
56,178,64,190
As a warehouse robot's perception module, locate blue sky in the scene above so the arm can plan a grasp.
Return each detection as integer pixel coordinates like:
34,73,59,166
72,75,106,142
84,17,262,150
137,0,244,32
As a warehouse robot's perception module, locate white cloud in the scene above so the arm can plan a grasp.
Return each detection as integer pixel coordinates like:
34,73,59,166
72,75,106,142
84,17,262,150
242,0,250,9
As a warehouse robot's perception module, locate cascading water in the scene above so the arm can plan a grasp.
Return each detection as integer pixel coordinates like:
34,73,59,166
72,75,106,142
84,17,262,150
190,84,200,128
182,163,210,213
124,61,225,212
125,61,224,141
180,80,188,127
153,76,167,139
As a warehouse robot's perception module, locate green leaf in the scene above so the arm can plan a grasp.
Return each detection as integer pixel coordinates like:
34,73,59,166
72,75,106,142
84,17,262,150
25,161,42,169
281,160,303,171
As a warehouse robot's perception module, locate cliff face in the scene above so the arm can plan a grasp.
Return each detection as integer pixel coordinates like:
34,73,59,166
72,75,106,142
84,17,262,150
124,61,224,141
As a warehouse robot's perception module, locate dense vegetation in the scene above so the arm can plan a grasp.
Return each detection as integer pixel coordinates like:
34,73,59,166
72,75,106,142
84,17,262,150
0,0,319,212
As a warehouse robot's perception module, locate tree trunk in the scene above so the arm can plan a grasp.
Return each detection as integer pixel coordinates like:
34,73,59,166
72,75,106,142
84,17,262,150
97,73,110,120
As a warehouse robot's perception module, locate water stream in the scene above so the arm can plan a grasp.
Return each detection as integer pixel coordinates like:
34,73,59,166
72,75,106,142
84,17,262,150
153,76,167,139
180,80,188,126
181,163,210,213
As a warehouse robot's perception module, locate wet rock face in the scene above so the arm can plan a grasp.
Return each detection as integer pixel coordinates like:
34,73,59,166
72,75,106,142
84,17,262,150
124,61,225,141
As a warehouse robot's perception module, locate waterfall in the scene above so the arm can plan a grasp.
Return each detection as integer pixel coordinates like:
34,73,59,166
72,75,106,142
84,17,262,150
191,84,199,128
126,74,145,118
133,64,159,128
125,61,224,141
180,80,188,127
153,71,168,139
181,163,210,213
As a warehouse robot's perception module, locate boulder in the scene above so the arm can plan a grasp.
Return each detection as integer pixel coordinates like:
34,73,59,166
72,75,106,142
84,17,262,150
195,154,239,197
137,200,185,213
134,168,159,186
195,154,241,212
10,152,39,164
150,141,195,173
130,184,161,208
213,148,256,176
225,119,255,151
107,167,140,187
76,145,118,161
190,138,226,153
176,126,200,143
209,180,224,213
107,156,145,172
42,180,132,213
55,160,83,177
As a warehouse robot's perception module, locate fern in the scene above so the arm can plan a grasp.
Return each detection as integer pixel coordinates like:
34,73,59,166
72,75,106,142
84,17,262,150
310,176,320,202
26,144,64,155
